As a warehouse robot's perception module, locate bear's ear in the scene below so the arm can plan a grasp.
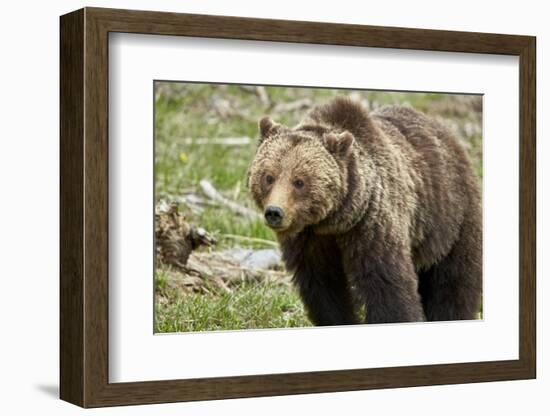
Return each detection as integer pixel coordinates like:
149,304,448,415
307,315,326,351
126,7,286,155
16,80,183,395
259,116,281,141
323,131,354,156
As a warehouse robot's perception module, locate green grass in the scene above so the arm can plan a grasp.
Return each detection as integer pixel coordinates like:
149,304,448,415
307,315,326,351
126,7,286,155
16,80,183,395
200,208,276,248
154,83,483,333
155,280,311,333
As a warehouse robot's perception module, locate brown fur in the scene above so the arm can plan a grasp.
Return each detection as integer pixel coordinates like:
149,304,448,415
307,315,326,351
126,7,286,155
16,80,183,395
247,97,482,324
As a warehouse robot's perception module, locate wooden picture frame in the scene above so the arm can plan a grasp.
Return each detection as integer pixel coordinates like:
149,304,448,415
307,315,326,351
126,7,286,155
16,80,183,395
60,7,536,408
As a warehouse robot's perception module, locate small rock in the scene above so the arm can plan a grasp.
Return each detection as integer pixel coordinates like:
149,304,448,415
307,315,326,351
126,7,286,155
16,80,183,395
223,248,282,270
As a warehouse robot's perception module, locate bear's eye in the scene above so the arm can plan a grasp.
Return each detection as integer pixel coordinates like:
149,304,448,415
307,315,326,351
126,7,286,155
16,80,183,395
265,174,275,185
293,179,305,189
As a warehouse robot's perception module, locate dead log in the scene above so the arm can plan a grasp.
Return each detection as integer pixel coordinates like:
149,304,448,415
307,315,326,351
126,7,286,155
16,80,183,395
159,250,291,295
155,203,216,269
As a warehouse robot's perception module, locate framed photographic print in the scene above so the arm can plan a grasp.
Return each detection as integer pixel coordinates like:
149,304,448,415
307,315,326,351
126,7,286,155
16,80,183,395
60,7,536,408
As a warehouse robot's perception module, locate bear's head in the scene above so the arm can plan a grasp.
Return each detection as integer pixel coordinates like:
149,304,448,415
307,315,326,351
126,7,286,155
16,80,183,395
247,116,357,238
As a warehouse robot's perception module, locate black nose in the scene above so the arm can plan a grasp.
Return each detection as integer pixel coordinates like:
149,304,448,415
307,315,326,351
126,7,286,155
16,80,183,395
264,206,284,226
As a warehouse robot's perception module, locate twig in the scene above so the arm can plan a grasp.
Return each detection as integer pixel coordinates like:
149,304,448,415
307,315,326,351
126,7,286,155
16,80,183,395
237,85,270,107
272,98,312,113
220,234,278,248
176,194,219,208
199,179,262,221
255,86,270,107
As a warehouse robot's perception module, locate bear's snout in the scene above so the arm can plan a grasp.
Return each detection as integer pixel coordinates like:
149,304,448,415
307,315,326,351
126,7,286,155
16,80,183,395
264,206,284,227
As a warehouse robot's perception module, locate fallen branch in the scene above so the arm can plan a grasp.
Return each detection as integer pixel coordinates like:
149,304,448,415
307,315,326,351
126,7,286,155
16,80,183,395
157,250,291,295
255,86,270,107
220,234,278,248
199,179,262,221
272,98,312,113
237,85,271,107
176,194,218,208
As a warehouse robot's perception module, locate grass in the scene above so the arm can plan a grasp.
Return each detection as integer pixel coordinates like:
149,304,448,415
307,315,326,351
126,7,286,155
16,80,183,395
154,82,483,333
155,278,310,333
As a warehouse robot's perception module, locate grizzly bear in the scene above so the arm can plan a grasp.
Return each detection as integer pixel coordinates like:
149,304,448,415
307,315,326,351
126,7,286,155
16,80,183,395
247,97,482,325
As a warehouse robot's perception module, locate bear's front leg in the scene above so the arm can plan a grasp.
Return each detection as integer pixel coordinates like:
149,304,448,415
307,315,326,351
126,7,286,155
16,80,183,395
343,240,425,324
281,231,358,326
293,262,358,326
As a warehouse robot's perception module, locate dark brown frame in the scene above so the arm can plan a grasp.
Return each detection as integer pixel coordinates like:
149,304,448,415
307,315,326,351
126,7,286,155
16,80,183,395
60,7,536,408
